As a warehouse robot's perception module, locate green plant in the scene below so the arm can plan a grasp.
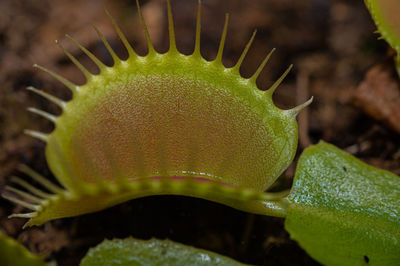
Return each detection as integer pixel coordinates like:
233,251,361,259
2,1,399,265
0,231,46,266
286,141,399,265
365,0,400,76
80,237,248,266
3,0,309,227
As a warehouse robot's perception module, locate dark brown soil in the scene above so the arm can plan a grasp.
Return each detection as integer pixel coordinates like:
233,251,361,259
1,0,399,265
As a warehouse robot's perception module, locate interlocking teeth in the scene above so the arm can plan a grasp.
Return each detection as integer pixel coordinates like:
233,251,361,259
285,96,314,117
1,194,40,211
265,64,293,97
214,14,229,63
56,40,93,81
8,213,37,219
2,165,65,225
91,24,120,64
2,0,312,227
193,0,202,56
10,176,53,199
31,65,78,94
249,48,276,84
136,0,155,54
4,186,43,204
27,107,56,123
166,0,177,53
233,30,257,72
66,34,107,71
24,129,48,142
104,9,136,58
18,165,64,194
26,86,66,108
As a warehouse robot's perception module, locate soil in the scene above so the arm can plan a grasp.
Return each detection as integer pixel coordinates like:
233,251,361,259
0,0,399,265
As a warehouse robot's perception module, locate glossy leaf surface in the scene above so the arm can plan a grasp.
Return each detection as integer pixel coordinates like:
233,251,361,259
285,141,400,266
80,238,249,266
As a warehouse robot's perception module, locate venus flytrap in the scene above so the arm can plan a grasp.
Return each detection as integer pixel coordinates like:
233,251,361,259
3,0,306,227
2,1,399,265
365,0,400,76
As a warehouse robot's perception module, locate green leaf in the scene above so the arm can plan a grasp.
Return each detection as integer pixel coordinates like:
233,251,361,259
285,141,400,266
80,238,250,266
365,0,400,76
365,0,400,53
0,231,46,266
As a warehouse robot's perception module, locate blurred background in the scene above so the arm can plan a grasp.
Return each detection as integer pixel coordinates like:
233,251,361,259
0,0,399,265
